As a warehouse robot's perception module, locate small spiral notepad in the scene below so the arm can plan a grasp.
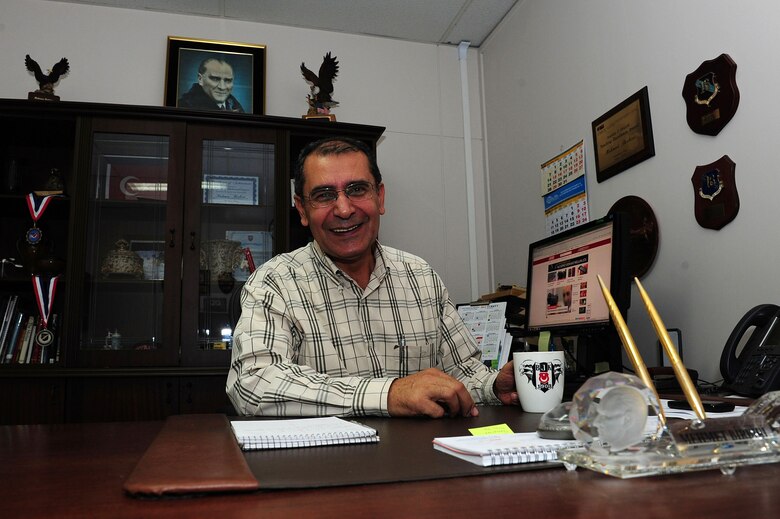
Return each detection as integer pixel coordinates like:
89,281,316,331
231,417,379,451
433,433,582,467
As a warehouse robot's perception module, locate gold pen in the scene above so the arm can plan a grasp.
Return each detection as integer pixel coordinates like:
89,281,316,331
596,275,665,425
634,277,706,420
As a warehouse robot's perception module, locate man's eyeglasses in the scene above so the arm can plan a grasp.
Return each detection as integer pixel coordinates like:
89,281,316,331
303,181,377,208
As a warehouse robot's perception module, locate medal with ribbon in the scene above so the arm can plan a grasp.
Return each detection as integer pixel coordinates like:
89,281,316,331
32,274,59,347
25,192,63,347
25,193,58,245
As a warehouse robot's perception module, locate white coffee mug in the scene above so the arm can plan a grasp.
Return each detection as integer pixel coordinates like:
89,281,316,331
513,350,565,413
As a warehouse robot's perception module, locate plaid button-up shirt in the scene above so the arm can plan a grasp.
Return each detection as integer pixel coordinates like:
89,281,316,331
227,241,500,416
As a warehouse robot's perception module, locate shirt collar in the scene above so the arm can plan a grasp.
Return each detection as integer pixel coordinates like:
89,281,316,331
310,240,389,287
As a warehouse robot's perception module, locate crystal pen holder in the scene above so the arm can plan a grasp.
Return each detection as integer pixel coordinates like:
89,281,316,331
559,389,780,479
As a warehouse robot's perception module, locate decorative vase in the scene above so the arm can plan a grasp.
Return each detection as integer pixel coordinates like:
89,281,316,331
202,239,242,278
101,239,144,278
201,239,242,293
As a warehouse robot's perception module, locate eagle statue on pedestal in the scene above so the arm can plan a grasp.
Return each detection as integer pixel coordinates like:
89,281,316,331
25,55,70,96
301,52,339,116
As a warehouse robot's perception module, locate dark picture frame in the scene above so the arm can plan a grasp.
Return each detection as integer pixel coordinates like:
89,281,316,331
164,36,265,115
591,86,655,183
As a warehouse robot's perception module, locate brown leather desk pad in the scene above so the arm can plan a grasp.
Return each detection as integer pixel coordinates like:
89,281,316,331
241,405,556,489
124,414,260,496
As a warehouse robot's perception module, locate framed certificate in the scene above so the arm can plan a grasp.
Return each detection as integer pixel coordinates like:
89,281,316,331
592,86,655,183
202,175,259,205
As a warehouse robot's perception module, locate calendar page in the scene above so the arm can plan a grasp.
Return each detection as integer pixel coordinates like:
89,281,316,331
545,192,589,236
540,140,585,196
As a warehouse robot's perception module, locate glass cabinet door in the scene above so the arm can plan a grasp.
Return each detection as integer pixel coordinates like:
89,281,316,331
181,126,279,366
77,120,186,366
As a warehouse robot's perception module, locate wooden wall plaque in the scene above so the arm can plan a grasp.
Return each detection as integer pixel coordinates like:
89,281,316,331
682,54,739,136
691,155,739,230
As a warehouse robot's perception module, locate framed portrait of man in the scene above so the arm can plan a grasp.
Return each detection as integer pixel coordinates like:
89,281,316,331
164,36,266,115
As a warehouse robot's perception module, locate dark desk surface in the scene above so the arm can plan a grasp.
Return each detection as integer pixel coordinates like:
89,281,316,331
3,407,778,519
243,405,551,488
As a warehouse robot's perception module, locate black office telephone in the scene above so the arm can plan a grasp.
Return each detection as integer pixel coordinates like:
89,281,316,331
720,304,780,397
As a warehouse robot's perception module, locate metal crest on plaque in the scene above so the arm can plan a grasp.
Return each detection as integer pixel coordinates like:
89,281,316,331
682,54,739,136
691,155,739,230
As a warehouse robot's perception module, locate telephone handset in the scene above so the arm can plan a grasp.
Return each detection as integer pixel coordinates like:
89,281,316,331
720,303,780,397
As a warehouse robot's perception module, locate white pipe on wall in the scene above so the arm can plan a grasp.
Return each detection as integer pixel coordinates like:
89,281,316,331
458,40,479,301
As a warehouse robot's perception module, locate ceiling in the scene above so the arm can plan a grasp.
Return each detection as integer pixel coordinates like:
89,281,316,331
49,0,518,47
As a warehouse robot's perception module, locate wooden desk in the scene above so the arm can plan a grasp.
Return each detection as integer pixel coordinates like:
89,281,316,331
2,407,778,518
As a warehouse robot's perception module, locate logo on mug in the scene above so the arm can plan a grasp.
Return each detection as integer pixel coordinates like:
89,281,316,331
521,360,563,393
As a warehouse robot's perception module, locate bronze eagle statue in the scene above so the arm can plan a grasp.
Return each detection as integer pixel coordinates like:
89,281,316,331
301,52,339,111
25,55,70,94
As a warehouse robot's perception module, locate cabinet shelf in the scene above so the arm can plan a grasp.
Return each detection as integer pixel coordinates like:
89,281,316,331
92,198,167,208
94,278,164,288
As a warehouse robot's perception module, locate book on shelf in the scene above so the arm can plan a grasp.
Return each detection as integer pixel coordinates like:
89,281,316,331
0,298,60,365
3,311,25,364
0,295,19,359
433,432,582,467
11,316,29,364
46,313,60,364
17,316,35,364
230,416,379,451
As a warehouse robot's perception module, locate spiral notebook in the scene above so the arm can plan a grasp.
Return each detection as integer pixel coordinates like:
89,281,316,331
231,417,379,451
433,433,582,467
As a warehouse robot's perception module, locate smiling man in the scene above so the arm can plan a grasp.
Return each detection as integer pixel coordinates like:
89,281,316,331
227,137,517,418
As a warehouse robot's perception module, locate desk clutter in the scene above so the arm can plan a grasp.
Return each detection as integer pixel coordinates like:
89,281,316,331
457,285,527,370
7,409,780,517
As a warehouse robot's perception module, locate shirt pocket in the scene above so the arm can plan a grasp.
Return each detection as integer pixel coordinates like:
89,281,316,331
387,340,438,377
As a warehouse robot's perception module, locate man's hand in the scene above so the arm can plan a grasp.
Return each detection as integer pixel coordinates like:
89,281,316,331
387,368,478,418
493,360,519,405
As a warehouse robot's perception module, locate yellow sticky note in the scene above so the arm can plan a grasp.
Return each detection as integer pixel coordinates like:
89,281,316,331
468,423,514,436
538,331,551,352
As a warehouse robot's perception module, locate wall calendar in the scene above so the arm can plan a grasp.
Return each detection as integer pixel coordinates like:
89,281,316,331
541,140,590,235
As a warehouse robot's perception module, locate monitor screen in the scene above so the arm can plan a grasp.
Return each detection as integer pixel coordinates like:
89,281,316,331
524,213,629,334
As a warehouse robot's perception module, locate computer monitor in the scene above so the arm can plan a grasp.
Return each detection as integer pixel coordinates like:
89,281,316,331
523,213,630,373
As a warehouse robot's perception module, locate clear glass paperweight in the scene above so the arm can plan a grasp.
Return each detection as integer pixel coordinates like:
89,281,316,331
569,372,662,453
537,401,575,440
559,380,780,478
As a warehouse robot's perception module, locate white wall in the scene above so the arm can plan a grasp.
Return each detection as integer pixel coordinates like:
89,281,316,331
481,0,780,383
0,0,491,303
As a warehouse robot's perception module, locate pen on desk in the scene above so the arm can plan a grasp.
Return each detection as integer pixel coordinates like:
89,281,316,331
634,277,706,421
596,275,665,425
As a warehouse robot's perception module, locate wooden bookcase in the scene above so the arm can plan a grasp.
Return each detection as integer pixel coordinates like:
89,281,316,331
0,99,383,424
